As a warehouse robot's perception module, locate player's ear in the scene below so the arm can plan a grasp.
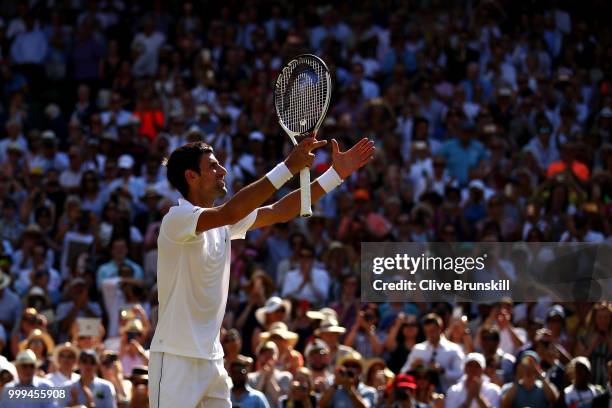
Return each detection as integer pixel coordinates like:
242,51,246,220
184,169,198,182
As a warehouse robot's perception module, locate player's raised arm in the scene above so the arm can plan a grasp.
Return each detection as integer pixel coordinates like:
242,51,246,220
250,137,375,229
164,139,326,235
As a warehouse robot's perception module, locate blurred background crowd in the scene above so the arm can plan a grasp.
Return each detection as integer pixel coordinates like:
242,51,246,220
0,0,611,407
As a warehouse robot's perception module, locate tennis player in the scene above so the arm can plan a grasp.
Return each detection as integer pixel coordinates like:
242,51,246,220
149,136,375,407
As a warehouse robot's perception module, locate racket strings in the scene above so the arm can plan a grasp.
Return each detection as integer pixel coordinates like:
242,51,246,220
275,58,329,134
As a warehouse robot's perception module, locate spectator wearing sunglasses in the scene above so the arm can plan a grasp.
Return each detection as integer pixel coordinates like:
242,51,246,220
46,342,79,387
320,350,377,408
401,313,465,392
0,349,55,408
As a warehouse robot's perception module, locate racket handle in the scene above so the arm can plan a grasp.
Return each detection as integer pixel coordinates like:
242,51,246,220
299,168,312,217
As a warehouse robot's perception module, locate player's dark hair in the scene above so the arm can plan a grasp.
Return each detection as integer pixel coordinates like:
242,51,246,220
165,142,213,198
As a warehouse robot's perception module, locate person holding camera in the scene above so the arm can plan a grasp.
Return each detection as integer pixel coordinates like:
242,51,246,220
319,351,377,408
118,319,149,378
344,303,384,359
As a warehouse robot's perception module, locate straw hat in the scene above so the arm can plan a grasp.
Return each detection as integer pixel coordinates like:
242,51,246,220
260,322,298,348
314,318,346,336
306,307,338,322
52,342,79,366
336,350,364,370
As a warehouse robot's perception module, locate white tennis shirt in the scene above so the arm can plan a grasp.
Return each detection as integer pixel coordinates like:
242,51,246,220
150,198,257,360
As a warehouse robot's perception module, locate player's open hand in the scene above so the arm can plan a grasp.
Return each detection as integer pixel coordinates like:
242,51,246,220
284,137,328,174
331,138,375,179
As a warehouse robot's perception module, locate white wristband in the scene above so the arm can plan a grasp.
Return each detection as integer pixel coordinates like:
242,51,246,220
317,166,343,193
266,162,293,189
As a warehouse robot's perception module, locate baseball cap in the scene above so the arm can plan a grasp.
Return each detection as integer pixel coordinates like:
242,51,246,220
395,373,417,389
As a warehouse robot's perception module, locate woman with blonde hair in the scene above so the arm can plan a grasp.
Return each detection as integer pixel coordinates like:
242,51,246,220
576,301,612,385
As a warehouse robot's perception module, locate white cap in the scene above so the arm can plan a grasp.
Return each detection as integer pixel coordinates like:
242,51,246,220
249,131,265,142
118,154,134,169
464,352,486,369
468,179,485,191
571,356,591,372
14,349,37,366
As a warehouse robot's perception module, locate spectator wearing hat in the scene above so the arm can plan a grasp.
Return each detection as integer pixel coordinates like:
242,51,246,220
0,356,17,393
18,328,54,373
230,355,270,408
281,244,330,306
0,120,27,164
107,154,146,201
46,342,79,387
29,130,68,173
445,352,501,408
128,365,149,407
564,356,606,408
305,338,334,394
386,373,423,408
9,307,39,357
401,313,465,392
249,340,292,405
0,349,55,408
252,296,291,355
364,358,394,403
259,322,302,375
320,350,377,408
0,271,21,337
500,351,559,408
315,319,355,367
67,349,116,408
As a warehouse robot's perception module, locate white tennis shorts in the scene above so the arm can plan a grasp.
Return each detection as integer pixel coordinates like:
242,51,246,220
149,352,232,408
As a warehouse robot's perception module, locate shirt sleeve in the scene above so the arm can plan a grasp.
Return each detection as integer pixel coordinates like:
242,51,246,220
162,205,205,242
228,209,258,240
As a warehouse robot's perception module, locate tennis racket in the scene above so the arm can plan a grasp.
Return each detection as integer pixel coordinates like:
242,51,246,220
274,54,332,217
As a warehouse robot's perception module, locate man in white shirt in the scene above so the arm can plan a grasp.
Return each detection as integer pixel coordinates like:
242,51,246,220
281,244,330,306
445,353,501,408
401,313,465,392
149,137,375,408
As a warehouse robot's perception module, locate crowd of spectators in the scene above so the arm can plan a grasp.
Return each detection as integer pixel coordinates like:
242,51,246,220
0,0,611,407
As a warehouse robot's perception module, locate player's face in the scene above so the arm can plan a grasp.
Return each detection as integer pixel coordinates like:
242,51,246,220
193,153,228,199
